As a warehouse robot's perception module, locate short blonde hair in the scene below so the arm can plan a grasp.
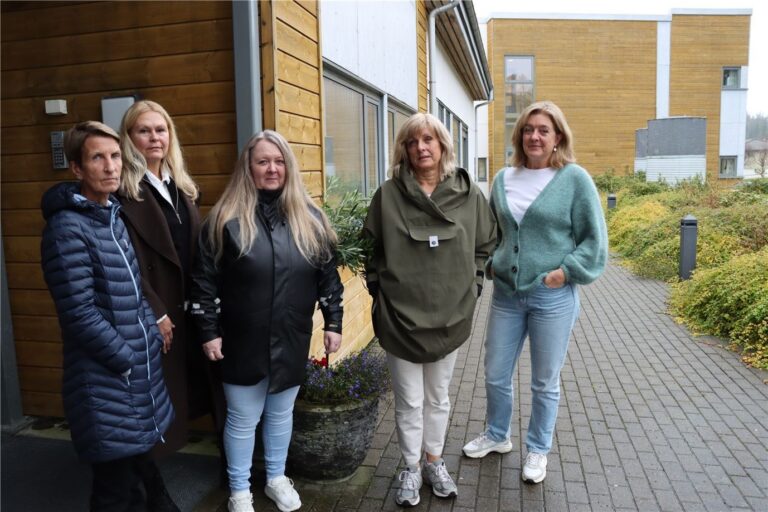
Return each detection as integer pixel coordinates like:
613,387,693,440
510,100,575,169
390,113,456,180
119,100,198,201
64,121,119,166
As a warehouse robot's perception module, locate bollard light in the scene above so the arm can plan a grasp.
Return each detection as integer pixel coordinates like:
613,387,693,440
679,215,698,280
607,194,617,209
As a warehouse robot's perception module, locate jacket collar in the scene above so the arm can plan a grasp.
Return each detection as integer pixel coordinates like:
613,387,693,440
394,167,472,223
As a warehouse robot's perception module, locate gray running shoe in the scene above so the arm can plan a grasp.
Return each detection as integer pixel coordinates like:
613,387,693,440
423,458,458,498
395,465,423,507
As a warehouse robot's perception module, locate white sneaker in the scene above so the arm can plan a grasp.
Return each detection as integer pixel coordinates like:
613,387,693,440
227,492,254,512
264,475,301,512
462,433,513,458
522,452,547,483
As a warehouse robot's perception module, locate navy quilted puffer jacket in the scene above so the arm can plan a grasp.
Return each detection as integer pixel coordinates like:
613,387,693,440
40,182,174,463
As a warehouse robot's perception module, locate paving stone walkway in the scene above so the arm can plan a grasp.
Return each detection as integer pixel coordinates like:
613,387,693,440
255,260,768,512
4,259,766,511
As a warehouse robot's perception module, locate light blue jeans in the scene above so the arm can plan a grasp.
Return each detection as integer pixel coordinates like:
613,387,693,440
484,282,580,454
222,379,300,491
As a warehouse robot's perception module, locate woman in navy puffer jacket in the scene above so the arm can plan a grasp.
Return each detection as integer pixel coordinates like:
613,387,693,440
40,121,174,511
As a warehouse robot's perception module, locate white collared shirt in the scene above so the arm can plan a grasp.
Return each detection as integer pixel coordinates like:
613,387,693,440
144,169,174,206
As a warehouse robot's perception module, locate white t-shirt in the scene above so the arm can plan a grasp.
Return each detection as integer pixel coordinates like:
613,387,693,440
503,166,558,224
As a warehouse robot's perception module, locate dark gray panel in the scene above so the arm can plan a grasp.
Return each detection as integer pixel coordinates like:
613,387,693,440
647,117,706,156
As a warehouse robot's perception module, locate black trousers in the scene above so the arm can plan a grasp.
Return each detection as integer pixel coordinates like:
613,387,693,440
90,452,153,512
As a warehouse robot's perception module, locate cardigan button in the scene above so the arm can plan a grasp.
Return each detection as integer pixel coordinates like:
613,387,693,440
514,246,519,252
511,266,517,273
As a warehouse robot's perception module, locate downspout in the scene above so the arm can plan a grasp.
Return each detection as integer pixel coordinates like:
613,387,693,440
474,99,489,180
429,1,460,115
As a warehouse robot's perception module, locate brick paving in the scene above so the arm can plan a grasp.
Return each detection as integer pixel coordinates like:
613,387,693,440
247,260,768,512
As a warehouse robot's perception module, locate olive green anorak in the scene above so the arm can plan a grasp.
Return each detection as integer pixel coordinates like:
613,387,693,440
363,168,496,363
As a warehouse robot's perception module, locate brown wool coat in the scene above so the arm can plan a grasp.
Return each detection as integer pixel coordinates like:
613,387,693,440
119,182,217,456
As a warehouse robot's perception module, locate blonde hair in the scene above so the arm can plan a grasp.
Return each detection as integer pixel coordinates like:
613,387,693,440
118,100,199,201
204,130,337,265
390,113,456,180
510,100,575,169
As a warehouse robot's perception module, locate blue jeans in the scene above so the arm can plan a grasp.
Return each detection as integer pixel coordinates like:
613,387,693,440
222,379,300,491
484,282,580,454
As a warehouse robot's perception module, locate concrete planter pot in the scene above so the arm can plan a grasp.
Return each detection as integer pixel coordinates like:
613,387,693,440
287,396,378,481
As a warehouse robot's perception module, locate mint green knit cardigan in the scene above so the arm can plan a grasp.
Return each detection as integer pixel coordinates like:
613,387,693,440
488,164,608,295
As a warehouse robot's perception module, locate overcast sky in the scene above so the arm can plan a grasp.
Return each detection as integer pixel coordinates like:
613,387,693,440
472,0,766,116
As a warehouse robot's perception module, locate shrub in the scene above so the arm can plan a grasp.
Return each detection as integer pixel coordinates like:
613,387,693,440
670,248,768,368
323,177,373,275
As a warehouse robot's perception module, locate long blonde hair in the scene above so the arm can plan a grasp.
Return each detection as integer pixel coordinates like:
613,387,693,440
390,113,457,180
204,130,337,265
510,100,575,169
118,100,199,201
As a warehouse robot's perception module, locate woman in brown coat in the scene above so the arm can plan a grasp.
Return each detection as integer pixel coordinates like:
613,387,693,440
117,100,222,506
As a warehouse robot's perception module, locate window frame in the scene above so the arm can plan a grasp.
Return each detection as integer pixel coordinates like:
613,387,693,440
504,55,535,163
719,156,737,178
722,67,741,90
436,100,469,170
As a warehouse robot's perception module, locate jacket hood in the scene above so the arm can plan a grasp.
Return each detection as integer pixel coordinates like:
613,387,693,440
41,182,118,221
393,167,472,222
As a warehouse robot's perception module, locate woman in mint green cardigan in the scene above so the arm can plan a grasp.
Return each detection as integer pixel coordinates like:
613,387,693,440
462,101,607,484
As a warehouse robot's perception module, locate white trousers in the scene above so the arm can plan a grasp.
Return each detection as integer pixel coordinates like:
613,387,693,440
386,349,459,466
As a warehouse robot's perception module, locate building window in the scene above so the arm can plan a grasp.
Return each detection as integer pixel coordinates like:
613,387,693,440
719,156,737,178
505,56,534,163
722,68,740,89
436,101,469,170
388,106,411,165
324,75,381,196
477,157,487,182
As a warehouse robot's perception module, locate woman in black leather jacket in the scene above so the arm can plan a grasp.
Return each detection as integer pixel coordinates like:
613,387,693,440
190,130,342,512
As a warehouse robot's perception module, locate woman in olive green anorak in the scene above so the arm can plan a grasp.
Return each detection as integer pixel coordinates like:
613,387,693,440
363,112,496,507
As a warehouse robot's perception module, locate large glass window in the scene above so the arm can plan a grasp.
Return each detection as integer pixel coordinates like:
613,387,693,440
388,107,410,165
505,56,534,163
436,101,469,170
324,76,381,196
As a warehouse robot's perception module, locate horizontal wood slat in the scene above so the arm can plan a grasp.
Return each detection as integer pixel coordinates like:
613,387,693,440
15,340,62,368
3,236,41,263
20,391,64,418
5,263,46,290
2,82,235,128
9,289,57,317
276,80,320,119
1,50,234,99
1,1,230,42
275,19,317,68
276,51,320,93
14,315,61,343
277,112,322,146
2,19,232,71
274,0,318,43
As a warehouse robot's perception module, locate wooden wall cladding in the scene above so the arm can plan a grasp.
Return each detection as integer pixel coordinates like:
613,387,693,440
1,0,237,417
417,1,428,113
260,0,324,198
669,15,750,180
487,18,657,182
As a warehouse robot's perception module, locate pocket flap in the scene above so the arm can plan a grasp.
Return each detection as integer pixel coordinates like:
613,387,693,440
407,225,457,242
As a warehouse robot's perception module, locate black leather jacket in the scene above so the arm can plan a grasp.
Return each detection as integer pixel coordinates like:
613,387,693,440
190,196,343,391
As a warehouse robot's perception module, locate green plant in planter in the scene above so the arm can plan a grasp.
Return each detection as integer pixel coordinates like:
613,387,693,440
299,347,390,404
288,347,391,481
322,177,373,276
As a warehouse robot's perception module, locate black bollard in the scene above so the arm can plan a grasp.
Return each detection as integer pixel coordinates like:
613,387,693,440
679,215,698,280
607,194,616,209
